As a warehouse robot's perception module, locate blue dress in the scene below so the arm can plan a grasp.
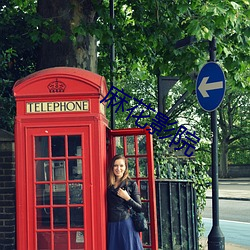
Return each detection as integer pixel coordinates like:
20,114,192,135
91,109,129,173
108,217,143,250
107,180,144,250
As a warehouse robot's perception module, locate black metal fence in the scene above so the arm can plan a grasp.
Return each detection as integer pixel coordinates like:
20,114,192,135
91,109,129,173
156,179,198,250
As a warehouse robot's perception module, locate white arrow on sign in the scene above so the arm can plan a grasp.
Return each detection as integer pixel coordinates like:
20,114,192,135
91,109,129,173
198,76,223,98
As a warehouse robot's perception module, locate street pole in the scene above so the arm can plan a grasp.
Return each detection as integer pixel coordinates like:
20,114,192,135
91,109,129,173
110,0,115,129
208,37,225,250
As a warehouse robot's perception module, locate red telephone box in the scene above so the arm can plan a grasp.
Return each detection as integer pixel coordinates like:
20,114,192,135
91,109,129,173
13,67,158,250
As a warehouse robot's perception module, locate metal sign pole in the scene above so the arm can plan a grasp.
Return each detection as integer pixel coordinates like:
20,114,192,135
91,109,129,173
208,37,225,250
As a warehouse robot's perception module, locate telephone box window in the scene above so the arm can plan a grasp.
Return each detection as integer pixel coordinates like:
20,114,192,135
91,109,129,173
140,180,149,200
127,136,135,155
68,135,82,156
37,232,51,249
36,208,50,229
33,133,85,248
54,231,67,248
138,135,146,154
52,136,65,157
69,159,82,180
142,202,151,245
69,183,83,204
142,201,150,222
36,184,47,205
127,158,136,177
139,157,148,177
52,184,66,204
115,136,124,155
71,231,84,245
36,160,49,181
70,207,83,227
53,208,67,227
52,161,66,181
35,136,48,157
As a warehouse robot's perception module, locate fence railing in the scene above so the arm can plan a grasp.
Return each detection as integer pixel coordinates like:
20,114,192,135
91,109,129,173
156,179,198,250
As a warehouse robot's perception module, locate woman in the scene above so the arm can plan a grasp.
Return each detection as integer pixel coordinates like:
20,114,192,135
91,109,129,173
107,154,144,250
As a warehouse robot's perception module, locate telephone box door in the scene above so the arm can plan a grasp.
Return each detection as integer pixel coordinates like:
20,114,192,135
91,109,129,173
108,127,158,250
26,126,92,250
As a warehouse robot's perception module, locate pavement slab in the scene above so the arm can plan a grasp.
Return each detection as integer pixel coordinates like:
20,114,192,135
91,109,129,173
200,238,250,250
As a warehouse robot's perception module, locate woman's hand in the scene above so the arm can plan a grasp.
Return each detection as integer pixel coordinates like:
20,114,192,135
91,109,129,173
117,188,131,201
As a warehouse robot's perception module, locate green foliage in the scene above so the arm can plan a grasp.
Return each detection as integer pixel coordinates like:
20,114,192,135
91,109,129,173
0,2,37,78
219,89,250,165
0,0,38,131
0,79,15,132
96,0,249,233
154,137,211,242
98,0,249,91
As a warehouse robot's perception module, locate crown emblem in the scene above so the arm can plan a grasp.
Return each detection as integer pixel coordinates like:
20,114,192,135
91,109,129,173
47,79,66,93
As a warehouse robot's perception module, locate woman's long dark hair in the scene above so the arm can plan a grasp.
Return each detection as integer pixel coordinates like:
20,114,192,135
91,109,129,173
107,154,130,187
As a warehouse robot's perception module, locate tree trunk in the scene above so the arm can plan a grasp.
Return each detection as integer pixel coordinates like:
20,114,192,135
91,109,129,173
219,140,229,178
37,0,100,72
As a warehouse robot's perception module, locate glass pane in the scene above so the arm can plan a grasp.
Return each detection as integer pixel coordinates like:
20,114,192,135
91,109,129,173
140,180,149,200
36,160,49,181
126,136,135,155
142,202,151,247
70,207,83,227
35,136,49,157
139,157,148,177
54,231,68,249
52,161,66,181
52,136,65,157
127,158,136,177
69,183,83,204
71,231,84,247
43,186,50,205
142,227,151,247
142,202,150,222
37,208,50,229
53,184,66,204
69,159,82,180
115,136,124,155
53,208,67,227
36,184,46,205
138,135,146,154
68,135,81,156
37,232,51,250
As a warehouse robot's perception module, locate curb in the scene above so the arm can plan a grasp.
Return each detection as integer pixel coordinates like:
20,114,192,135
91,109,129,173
206,196,250,201
218,178,250,182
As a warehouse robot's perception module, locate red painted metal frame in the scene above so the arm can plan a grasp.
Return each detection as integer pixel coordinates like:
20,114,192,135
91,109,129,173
14,67,108,250
108,127,158,250
26,127,91,250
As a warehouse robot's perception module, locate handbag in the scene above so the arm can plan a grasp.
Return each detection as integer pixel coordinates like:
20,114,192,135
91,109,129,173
131,210,148,232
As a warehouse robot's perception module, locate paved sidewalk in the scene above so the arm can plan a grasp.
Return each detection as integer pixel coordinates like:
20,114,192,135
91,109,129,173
203,178,250,249
206,178,250,201
200,238,250,250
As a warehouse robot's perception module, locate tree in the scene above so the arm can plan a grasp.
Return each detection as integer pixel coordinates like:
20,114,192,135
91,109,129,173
218,89,250,177
98,0,249,178
37,0,101,71
0,0,37,131
102,0,249,89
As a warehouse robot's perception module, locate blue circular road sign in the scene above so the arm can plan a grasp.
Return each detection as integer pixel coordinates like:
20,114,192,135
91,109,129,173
196,62,226,112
